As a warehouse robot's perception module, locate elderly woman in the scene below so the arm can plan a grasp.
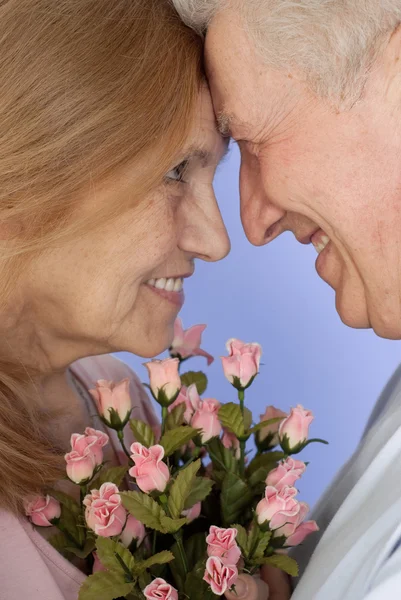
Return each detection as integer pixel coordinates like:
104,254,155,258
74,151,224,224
173,1,401,599
0,0,230,597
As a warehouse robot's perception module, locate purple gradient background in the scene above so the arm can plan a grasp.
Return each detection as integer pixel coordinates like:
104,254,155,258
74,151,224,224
117,144,401,508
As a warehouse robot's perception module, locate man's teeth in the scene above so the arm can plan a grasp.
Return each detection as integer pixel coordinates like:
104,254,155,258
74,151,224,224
147,277,183,292
312,235,330,254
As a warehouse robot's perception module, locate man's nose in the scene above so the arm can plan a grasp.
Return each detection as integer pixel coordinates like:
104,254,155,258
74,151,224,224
240,158,286,246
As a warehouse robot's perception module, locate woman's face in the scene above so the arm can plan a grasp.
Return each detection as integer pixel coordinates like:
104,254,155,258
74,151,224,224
21,88,230,368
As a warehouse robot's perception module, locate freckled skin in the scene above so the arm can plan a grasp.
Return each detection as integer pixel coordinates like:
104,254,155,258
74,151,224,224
206,10,401,339
1,88,230,374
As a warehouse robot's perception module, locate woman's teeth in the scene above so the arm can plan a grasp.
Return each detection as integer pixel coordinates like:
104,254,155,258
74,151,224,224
147,277,183,292
312,235,330,254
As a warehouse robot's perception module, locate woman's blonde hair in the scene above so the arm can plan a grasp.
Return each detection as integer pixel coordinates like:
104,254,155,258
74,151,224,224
0,0,203,512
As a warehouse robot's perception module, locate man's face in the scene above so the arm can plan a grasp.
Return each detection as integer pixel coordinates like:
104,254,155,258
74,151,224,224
206,11,401,338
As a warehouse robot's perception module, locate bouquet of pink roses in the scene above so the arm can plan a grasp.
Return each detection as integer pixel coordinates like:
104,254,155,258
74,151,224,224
24,318,327,600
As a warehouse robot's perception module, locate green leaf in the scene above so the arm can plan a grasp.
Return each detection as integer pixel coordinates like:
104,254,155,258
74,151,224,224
256,554,299,577
165,403,186,431
180,371,208,395
185,532,207,572
133,550,174,574
246,452,286,477
96,537,135,572
50,489,81,514
243,407,253,432
253,531,272,558
168,460,201,518
159,515,187,533
65,535,96,559
207,437,238,475
78,571,133,600
129,419,155,448
90,465,128,490
221,472,253,526
120,491,166,532
48,532,71,557
231,523,248,557
184,559,216,600
183,477,214,510
246,521,261,557
248,466,274,488
58,505,86,547
218,403,245,438
249,417,286,435
159,426,199,456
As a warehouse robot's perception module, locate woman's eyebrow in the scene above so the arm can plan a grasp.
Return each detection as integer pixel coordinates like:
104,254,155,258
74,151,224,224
185,141,230,165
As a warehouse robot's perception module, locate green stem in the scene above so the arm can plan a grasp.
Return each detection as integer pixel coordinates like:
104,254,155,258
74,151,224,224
117,429,132,460
161,406,168,436
173,531,188,575
238,389,245,417
238,389,246,477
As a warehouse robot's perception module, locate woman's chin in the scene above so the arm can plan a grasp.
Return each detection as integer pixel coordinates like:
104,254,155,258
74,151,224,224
115,327,175,359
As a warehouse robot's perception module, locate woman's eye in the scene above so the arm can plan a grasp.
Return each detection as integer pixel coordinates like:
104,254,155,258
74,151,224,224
165,160,189,183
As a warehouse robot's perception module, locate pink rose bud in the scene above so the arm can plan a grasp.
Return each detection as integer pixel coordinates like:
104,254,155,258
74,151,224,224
168,384,200,424
170,317,214,365
144,358,181,406
285,519,319,547
92,552,108,573
279,405,314,453
64,428,109,484
221,339,262,390
89,378,132,429
24,495,61,527
119,514,146,548
206,526,241,566
143,577,178,600
256,485,300,529
129,442,170,493
273,500,319,547
266,457,306,491
182,501,201,523
257,406,288,449
191,398,222,443
203,556,238,596
83,482,127,537
221,428,241,459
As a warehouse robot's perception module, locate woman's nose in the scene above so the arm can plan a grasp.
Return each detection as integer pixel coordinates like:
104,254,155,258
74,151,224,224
178,189,231,262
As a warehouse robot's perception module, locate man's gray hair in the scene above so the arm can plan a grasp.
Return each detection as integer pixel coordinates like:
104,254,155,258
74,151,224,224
172,0,401,107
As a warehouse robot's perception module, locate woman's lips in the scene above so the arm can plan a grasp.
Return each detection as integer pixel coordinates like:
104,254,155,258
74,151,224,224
145,276,185,307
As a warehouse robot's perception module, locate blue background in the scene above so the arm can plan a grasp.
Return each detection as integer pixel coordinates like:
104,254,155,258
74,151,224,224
118,144,401,508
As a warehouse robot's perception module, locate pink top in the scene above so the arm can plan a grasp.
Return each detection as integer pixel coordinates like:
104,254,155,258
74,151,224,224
0,354,158,600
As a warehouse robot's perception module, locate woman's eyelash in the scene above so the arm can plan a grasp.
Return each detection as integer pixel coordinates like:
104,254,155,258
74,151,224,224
165,159,190,183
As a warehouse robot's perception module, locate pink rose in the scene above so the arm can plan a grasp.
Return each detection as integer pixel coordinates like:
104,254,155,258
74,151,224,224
203,557,238,596
182,501,201,523
256,485,300,528
24,495,61,527
221,428,240,459
221,339,262,390
92,552,108,573
285,519,319,547
266,457,306,491
143,578,178,600
191,398,222,443
257,406,287,448
170,317,214,365
279,405,314,453
272,500,319,547
129,443,170,493
144,358,181,405
89,378,132,428
64,427,109,484
119,514,146,548
206,526,241,566
168,384,200,424
83,482,127,537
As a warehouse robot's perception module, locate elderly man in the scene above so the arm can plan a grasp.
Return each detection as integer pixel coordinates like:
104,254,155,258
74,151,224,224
173,1,401,599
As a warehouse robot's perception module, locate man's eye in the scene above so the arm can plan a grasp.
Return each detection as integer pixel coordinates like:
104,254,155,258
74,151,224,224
165,160,189,183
